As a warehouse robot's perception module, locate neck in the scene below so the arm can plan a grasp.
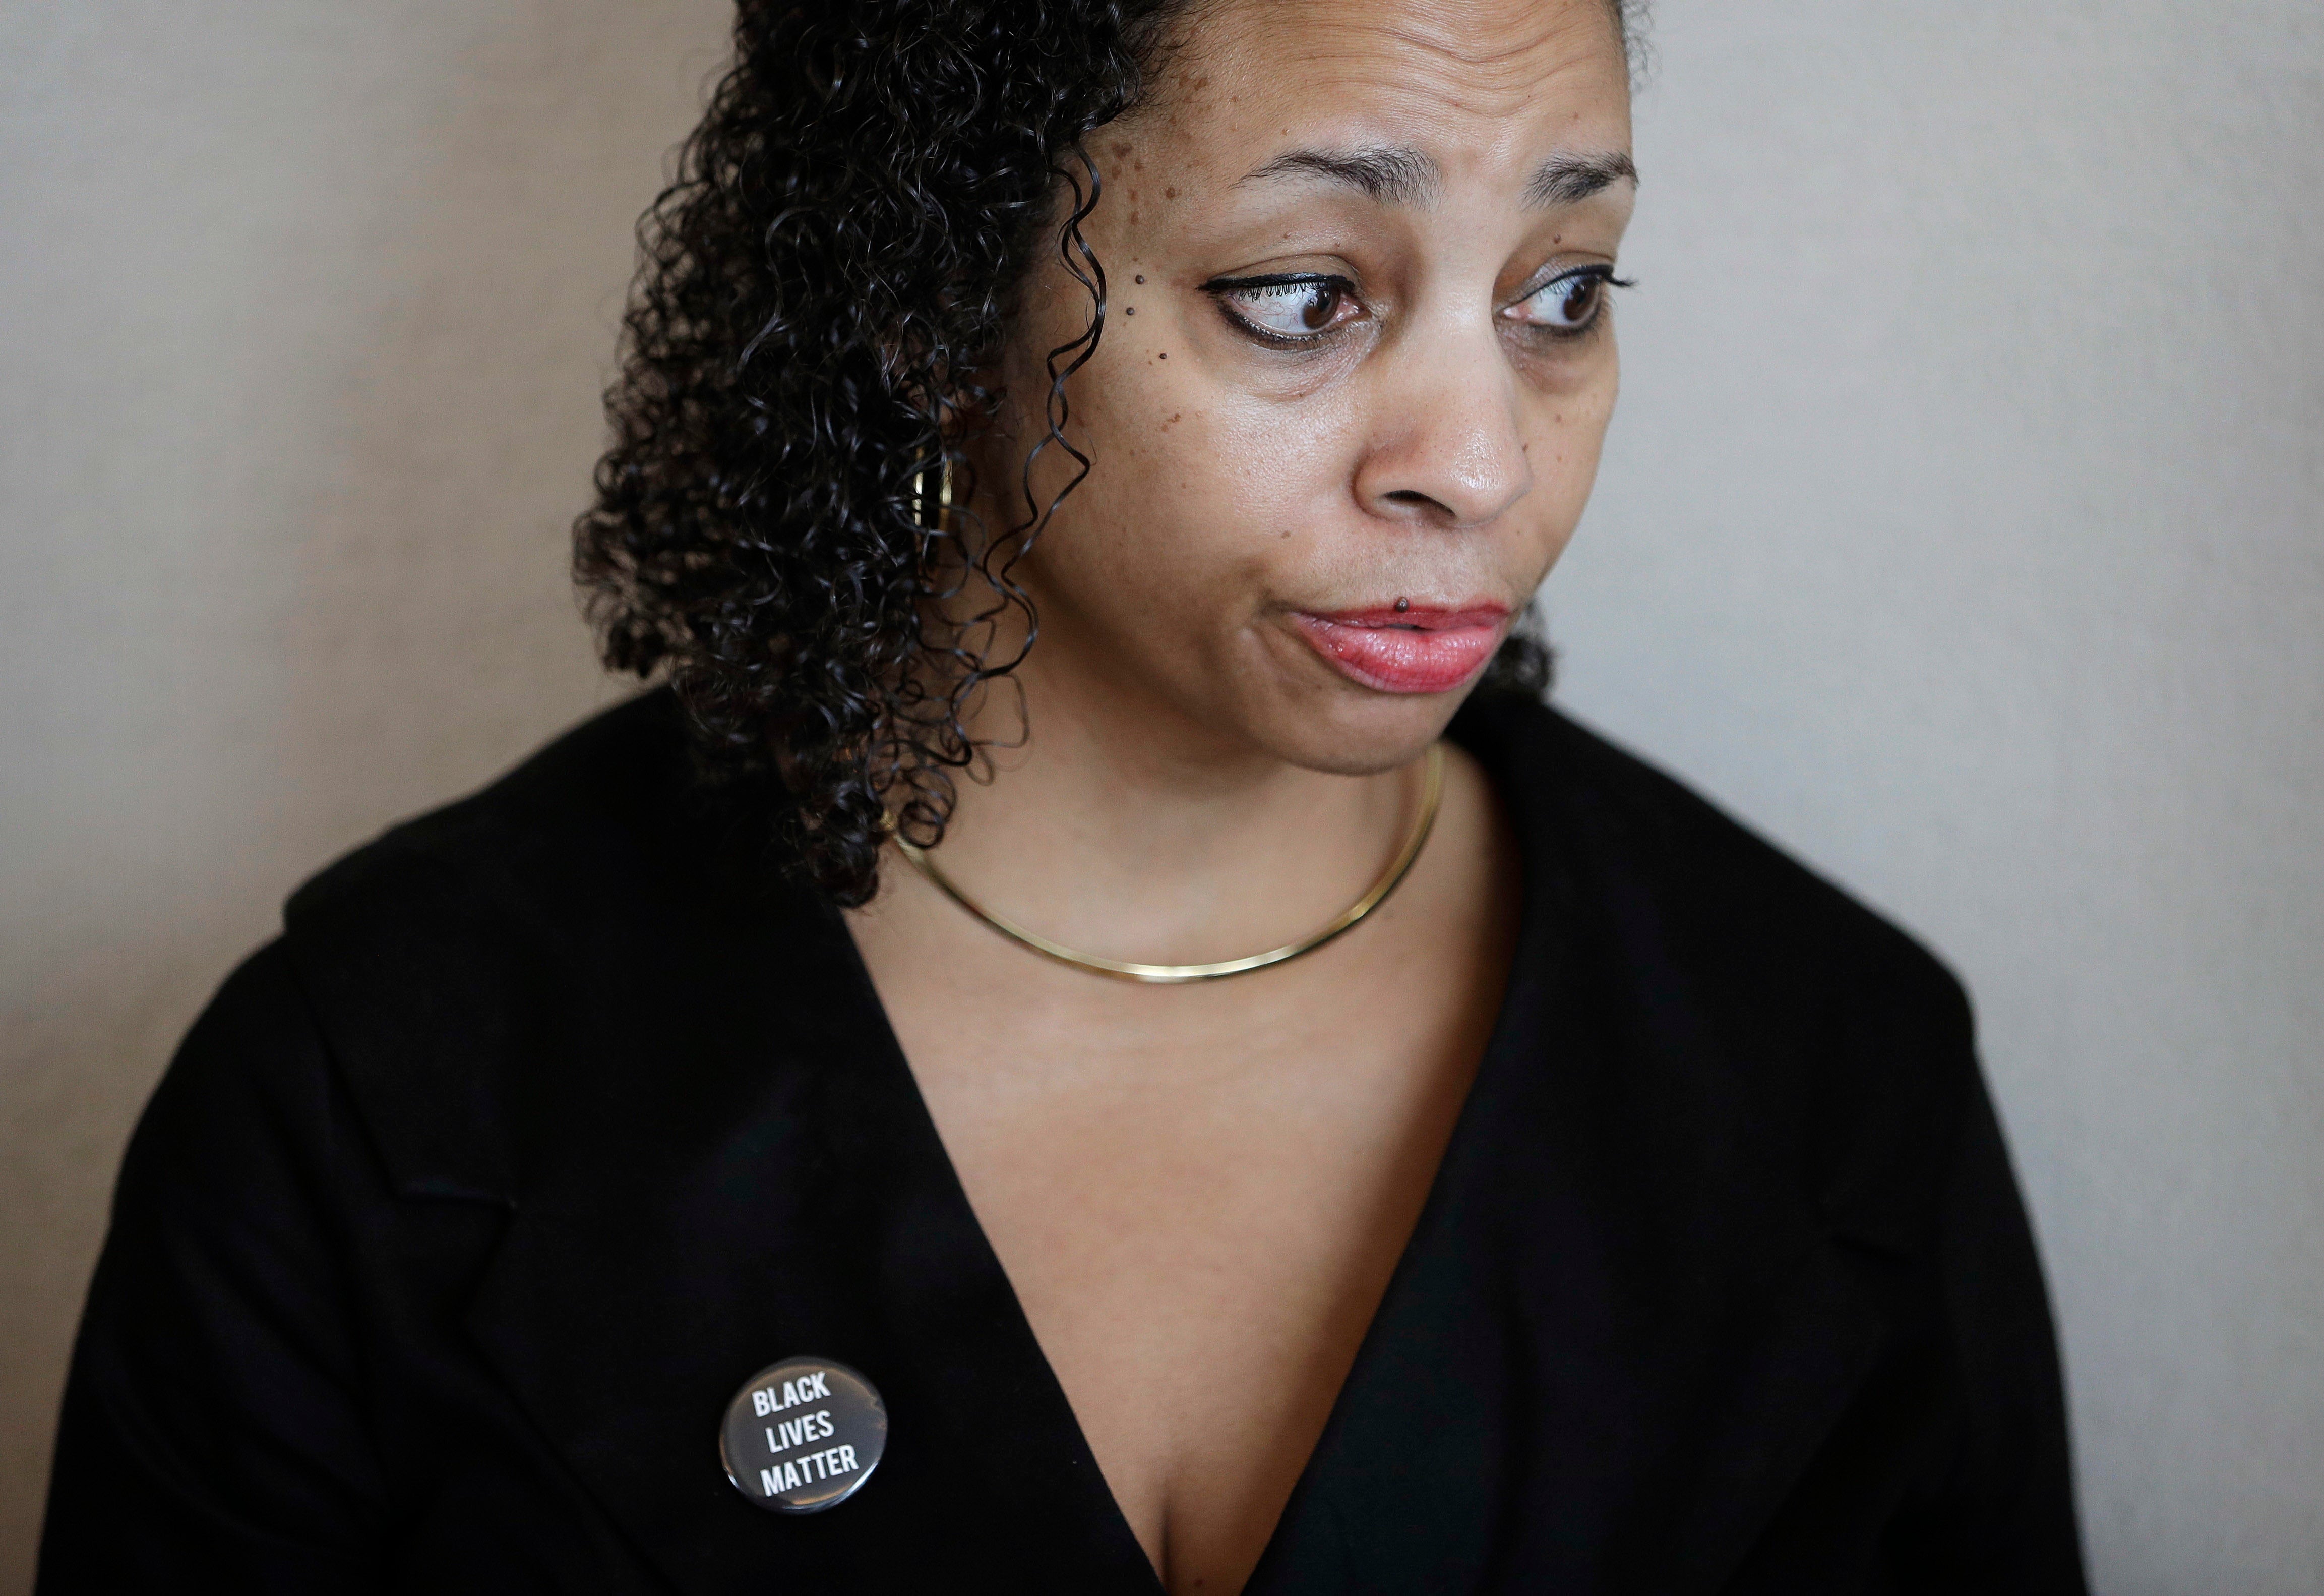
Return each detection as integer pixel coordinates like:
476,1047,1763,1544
913,638,1422,969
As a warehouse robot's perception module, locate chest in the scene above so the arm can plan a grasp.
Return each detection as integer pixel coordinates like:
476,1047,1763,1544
909,966,1479,1392
857,898,1510,1589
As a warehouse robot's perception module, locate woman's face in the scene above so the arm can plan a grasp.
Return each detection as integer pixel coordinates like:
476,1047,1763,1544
983,0,1635,775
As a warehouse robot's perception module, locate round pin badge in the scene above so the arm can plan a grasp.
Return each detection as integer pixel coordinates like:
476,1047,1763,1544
719,1356,888,1514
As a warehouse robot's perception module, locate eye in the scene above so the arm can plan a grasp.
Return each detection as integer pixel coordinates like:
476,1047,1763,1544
1205,274,1363,344
1503,266,1629,335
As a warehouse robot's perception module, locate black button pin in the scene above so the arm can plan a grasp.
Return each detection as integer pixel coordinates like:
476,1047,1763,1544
719,1357,887,1514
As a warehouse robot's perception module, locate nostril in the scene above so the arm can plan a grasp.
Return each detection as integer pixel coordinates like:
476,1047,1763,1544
1379,488,1463,523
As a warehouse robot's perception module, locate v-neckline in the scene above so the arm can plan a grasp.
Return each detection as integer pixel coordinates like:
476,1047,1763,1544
815,706,1567,1593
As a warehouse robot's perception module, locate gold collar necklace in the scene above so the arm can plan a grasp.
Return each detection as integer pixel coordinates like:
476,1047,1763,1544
893,743,1445,985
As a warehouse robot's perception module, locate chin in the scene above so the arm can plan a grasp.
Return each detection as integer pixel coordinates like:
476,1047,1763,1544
1248,685,1470,777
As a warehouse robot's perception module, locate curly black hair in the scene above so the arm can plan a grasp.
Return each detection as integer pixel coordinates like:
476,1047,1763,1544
575,0,1639,906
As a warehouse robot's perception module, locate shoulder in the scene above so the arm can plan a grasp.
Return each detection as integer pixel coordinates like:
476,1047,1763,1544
1457,689,1980,1249
285,689,712,936
1461,689,1966,1017
276,690,819,1201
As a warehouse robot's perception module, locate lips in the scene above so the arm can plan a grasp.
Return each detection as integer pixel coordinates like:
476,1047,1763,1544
1292,605,1509,694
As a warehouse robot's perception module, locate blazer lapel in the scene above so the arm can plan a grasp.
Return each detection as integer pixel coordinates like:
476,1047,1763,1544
455,856,1160,1595
1248,697,1893,1595
285,696,1156,1596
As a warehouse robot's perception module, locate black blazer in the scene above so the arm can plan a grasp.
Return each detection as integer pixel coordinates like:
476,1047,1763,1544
40,689,2086,1593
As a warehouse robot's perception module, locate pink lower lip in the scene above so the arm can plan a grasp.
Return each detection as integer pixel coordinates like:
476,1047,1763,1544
1293,607,1508,694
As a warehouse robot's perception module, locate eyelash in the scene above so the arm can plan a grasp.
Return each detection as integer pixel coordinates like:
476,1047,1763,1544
1503,265,1635,341
1201,273,1362,348
1198,266,1634,350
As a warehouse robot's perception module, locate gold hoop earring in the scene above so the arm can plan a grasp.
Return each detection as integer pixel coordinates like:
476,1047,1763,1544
914,453,954,532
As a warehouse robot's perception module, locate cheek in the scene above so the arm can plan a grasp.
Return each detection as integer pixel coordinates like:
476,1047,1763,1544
1039,358,1353,618
1525,357,1620,545
1023,320,1619,625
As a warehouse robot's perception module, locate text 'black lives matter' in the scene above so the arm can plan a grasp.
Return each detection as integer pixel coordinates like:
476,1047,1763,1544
718,1357,889,1514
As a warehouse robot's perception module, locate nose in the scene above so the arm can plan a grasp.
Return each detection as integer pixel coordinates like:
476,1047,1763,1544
1352,332,1535,529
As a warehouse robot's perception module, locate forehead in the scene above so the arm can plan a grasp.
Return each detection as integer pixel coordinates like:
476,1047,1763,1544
1145,0,1630,176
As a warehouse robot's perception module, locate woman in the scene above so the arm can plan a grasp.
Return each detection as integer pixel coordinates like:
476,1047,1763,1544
40,0,2086,1590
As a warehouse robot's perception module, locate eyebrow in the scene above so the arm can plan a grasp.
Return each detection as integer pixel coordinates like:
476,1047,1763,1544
1238,144,1637,210
1523,150,1638,208
1239,146,1441,207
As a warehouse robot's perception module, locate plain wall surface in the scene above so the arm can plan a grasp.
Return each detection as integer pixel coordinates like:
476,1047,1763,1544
0,4,725,1587
1,3,2317,1591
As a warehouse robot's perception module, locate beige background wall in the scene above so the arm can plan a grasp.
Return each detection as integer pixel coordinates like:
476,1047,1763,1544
1,3,725,1586
1,2,2316,1591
